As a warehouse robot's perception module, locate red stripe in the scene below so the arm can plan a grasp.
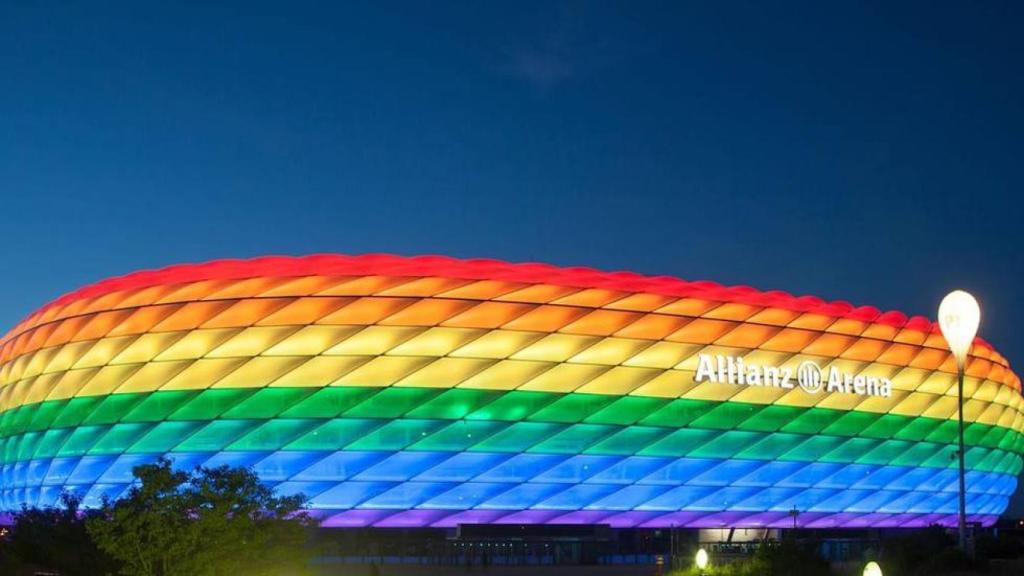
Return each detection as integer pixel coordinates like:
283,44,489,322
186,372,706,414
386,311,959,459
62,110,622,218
2,253,993,350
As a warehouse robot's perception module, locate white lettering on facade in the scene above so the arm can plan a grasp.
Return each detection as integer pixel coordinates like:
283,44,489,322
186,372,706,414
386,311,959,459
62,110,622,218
693,354,892,398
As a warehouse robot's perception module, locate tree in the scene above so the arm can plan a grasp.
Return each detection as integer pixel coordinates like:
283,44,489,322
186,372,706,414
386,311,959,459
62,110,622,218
87,458,316,576
3,493,119,576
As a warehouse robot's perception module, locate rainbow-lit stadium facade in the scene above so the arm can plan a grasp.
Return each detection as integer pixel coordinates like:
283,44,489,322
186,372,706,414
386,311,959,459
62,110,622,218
0,254,1021,529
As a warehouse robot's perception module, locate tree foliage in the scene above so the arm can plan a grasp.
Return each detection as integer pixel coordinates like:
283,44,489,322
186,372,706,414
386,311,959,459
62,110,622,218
1,493,119,576
86,458,315,576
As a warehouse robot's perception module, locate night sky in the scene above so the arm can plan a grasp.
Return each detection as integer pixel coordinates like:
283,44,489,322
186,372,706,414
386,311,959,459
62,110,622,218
2,2,1023,513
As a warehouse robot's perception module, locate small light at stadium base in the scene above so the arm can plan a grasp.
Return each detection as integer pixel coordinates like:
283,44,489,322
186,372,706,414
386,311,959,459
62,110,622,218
695,548,709,572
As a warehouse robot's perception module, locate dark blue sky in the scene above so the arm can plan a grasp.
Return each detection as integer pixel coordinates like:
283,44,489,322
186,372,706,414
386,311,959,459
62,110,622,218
2,2,1023,512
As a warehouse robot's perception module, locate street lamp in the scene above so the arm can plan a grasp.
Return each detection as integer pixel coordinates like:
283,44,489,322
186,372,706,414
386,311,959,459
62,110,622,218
695,548,709,574
938,290,981,553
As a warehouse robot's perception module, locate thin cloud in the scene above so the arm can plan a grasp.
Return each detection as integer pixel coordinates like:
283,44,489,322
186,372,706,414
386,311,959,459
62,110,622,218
494,3,650,94
503,47,574,92
495,2,588,93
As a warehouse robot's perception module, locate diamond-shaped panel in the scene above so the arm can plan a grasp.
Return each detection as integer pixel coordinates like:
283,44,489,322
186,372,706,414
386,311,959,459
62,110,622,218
1,255,1021,527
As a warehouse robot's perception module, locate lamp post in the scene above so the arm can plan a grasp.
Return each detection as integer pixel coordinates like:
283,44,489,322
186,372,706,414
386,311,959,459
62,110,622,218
937,290,981,553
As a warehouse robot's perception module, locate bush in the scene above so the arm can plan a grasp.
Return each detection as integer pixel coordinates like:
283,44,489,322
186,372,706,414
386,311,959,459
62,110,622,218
670,539,831,576
879,526,973,576
976,531,1024,560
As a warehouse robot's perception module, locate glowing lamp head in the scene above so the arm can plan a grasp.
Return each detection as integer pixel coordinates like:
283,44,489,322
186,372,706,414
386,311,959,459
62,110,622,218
695,548,709,570
863,561,883,576
938,290,981,368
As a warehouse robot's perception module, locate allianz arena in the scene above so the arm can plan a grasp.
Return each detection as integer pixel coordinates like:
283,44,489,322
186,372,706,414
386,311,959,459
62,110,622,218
0,254,1020,529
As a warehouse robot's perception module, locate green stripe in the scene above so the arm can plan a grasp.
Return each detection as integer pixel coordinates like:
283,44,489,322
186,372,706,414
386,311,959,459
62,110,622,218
1,417,1019,474
0,390,1022,476
3,387,1021,454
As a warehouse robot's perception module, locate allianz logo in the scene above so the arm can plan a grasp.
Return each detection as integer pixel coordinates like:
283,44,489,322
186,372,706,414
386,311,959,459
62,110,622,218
694,353,892,398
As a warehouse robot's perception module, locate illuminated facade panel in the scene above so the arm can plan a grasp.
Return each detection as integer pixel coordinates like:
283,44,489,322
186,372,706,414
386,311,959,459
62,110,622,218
0,254,1020,528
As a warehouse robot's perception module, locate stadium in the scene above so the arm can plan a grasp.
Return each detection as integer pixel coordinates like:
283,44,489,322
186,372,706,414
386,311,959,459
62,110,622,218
0,254,1020,530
